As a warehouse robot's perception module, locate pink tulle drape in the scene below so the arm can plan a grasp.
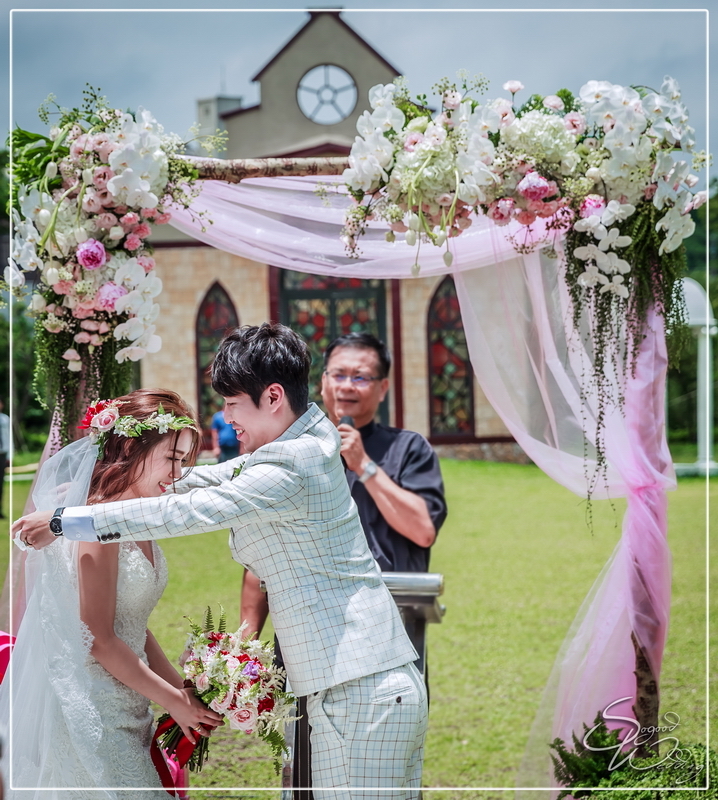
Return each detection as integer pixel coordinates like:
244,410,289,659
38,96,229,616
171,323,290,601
167,178,673,786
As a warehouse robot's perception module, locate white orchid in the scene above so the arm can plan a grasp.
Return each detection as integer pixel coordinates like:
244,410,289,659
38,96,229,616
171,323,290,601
370,104,405,133
598,228,632,251
368,83,396,110
577,265,609,288
601,252,632,275
599,275,630,299
574,215,608,240
4,262,26,288
601,200,636,226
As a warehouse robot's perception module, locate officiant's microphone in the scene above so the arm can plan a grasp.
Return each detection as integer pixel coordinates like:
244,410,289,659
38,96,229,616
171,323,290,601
338,416,355,469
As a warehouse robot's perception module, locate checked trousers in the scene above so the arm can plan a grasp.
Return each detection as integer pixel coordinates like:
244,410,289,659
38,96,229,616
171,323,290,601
306,663,428,799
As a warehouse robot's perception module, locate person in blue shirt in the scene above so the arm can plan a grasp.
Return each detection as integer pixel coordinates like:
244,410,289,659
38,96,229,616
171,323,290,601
210,408,239,462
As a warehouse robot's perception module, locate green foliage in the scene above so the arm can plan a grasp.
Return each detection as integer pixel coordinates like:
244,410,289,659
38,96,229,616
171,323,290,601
551,715,715,799
550,713,627,798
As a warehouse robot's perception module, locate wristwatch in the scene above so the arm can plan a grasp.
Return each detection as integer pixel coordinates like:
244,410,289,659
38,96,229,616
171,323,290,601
358,460,378,484
49,507,66,536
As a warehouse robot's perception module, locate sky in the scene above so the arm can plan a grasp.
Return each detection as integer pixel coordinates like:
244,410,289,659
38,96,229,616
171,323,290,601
2,1,714,186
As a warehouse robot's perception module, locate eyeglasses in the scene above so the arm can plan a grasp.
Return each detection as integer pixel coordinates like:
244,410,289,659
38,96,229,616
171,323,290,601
325,371,383,387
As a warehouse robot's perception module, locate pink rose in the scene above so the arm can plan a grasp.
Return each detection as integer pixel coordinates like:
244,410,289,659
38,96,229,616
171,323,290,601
94,281,128,312
195,673,210,692
62,347,81,361
70,134,91,159
543,95,565,111
141,207,158,219
532,199,561,218
120,212,140,229
487,197,515,226
124,234,142,251
114,204,128,215
52,280,75,295
96,212,118,230
134,222,152,239
96,189,115,207
455,216,473,231
82,190,103,215
91,406,120,432
437,193,454,207
517,171,557,201
435,112,454,129
90,334,102,346
563,112,586,135
643,184,658,200
443,90,462,110
137,255,156,273
209,691,234,714
80,319,100,331
77,239,108,269
93,165,114,190
389,221,408,233
515,209,537,226
580,194,607,219
228,705,258,733
502,80,524,95
74,331,92,344
404,132,424,152
155,213,172,225
72,303,98,319
97,321,111,334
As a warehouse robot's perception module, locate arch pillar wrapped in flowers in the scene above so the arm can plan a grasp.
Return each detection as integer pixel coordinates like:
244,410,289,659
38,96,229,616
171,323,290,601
6,75,704,788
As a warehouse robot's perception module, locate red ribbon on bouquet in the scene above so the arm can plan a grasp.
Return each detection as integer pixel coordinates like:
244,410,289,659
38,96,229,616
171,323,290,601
150,716,194,799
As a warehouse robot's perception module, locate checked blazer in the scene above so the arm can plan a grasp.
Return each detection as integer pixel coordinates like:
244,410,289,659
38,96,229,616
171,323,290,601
83,403,418,696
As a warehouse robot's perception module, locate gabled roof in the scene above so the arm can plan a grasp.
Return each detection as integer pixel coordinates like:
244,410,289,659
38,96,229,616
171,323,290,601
251,9,401,83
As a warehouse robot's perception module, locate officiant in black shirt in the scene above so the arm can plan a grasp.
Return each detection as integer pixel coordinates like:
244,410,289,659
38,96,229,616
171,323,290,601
240,331,446,629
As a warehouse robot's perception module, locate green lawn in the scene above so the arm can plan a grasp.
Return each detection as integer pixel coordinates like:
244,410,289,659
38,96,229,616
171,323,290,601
1,463,714,798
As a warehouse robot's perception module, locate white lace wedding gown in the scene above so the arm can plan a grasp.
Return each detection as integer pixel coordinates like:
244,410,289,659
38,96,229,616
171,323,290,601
1,539,169,799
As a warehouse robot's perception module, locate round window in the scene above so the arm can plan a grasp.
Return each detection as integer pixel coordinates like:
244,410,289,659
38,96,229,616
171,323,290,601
297,65,357,125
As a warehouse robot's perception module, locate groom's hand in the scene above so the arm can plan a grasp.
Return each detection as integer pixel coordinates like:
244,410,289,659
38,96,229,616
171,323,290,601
12,511,56,550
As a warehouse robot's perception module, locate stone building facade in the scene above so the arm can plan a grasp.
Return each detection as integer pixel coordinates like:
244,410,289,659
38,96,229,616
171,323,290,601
144,10,523,461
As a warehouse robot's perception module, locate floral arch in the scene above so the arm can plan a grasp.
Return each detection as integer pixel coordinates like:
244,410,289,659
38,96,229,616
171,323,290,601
5,74,705,788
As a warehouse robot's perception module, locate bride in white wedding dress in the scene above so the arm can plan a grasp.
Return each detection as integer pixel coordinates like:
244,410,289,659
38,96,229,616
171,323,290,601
2,389,222,799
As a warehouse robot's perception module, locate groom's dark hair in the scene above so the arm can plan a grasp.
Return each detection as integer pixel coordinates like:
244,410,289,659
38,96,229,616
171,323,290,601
211,323,311,415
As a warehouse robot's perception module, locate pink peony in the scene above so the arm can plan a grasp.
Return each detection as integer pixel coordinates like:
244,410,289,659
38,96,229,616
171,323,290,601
515,209,537,226
563,112,587,135
517,171,555,202
532,199,561,218
502,80,524,95
580,194,607,219
77,239,108,269
228,705,258,734
487,197,515,226
156,213,172,225
94,281,128,312
141,207,158,219
137,255,156,273
96,212,118,230
114,204,129,215
124,234,142,251
134,222,152,239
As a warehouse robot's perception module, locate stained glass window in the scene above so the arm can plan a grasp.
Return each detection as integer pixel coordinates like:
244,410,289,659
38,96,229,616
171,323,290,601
196,282,239,438
428,276,474,438
279,271,388,420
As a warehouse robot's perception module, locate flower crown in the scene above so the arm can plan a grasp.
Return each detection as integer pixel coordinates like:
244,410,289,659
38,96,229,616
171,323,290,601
78,399,199,459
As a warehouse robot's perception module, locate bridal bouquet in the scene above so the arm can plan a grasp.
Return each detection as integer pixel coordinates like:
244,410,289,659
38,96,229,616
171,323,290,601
155,606,296,775
5,87,214,444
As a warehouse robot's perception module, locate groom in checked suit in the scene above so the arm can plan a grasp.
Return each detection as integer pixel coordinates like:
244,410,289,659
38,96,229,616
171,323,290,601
17,323,428,798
